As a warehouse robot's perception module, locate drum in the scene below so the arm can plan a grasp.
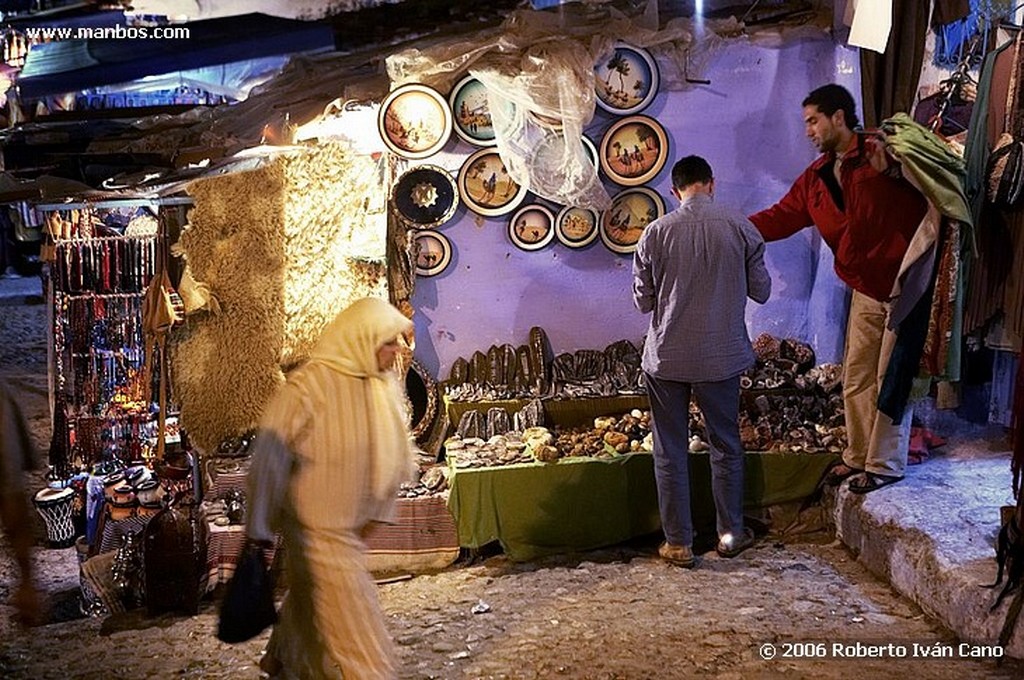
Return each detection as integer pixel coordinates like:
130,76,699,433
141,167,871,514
33,486,77,548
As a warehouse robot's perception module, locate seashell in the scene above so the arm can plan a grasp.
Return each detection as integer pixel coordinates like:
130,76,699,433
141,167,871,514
421,466,447,490
534,445,560,463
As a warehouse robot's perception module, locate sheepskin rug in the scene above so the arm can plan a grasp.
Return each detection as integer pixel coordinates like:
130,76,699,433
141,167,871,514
173,141,388,450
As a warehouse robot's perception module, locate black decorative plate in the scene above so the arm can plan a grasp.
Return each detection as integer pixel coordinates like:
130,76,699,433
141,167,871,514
582,135,599,168
392,165,459,229
555,206,599,248
595,43,660,115
378,83,453,159
599,115,669,187
599,186,666,254
508,204,556,251
413,230,453,276
457,148,529,217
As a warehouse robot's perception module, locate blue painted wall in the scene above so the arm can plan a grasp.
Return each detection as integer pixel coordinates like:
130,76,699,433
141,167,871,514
411,31,860,379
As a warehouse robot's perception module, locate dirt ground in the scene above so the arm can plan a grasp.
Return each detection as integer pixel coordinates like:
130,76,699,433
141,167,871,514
2,296,1022,679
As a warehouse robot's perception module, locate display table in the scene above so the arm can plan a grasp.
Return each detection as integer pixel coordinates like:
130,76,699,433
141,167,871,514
447,450,838,561
448,453,661,561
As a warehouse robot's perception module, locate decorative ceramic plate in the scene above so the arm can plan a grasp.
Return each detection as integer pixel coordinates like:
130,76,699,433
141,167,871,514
582,135,599,168
378,83,453,159
594,43,660,115
599,115,669,187
413,230,452,276
534,134,599,173
457,148,529,217
508,204,556,251
529,111,565,130
555,206,599,248
392,165,459,229
449,76,510,147
599,186,665,254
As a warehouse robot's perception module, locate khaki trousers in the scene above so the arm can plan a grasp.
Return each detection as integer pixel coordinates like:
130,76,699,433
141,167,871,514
841,290,913,477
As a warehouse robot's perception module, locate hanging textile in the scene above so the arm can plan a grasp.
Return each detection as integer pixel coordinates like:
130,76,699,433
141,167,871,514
963,35,1018,334
933,0,1015,66
848,0,893,54
860,0,931,128
1012,346,1024,497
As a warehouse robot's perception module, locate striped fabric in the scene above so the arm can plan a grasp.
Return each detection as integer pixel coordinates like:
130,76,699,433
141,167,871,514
246,298,416,678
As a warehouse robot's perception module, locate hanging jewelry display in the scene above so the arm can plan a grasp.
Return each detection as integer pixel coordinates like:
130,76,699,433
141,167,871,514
45,202,173,474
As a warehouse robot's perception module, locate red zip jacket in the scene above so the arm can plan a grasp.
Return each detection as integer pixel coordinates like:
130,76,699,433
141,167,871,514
749,135,927,302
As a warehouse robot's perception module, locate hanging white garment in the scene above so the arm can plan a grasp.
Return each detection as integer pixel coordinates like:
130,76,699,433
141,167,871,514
847,0,893,54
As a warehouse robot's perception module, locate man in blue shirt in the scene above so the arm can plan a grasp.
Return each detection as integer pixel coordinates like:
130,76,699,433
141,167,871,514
633,155,771,567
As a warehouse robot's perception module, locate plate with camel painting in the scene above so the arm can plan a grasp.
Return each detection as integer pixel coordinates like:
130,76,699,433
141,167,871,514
508,203,556,251
599,186,665,254
594,43,659,116
378,83,453,159
555,206,599,248
414,230,452,276
457,148,529,217
598,115,669,187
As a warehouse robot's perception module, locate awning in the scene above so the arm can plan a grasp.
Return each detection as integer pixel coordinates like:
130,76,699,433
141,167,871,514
16,13,334,99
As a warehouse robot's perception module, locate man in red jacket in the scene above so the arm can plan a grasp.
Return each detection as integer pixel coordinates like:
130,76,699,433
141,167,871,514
749,84,927,493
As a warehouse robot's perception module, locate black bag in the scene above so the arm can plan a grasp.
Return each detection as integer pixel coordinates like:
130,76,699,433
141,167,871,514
217,541,277,643
988,134,1024,208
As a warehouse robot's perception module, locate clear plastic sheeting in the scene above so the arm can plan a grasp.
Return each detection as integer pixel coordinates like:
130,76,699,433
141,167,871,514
473,39,610,210
384,0,711,211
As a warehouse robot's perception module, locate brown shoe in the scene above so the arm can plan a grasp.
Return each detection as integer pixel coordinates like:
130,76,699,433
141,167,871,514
716,528,755,558
658,542,696,568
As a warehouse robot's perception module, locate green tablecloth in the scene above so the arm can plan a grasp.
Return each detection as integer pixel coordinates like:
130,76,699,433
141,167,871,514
447,451,838,561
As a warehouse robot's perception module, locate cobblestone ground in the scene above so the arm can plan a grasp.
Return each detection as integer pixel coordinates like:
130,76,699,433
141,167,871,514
2,297,1022,679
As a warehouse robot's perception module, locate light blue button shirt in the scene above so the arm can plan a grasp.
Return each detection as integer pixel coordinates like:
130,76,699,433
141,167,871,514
632,192,771,382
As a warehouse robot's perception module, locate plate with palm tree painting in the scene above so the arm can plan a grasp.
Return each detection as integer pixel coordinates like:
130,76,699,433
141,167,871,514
595,43,659,115
599,186,665,254
599,115,669,187
457,148,529,217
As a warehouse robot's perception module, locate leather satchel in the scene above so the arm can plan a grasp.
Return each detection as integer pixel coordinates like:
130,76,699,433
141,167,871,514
988,133,1024,209
142,267,184,461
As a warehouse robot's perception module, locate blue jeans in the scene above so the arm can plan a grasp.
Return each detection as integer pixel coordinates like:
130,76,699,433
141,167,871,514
645,372,744,547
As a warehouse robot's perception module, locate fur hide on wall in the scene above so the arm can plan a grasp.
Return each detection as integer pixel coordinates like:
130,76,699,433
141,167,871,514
173,141,388,450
